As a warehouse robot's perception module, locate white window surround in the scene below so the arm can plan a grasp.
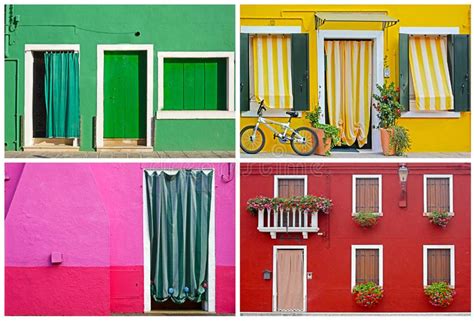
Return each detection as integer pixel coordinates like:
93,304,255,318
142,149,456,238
423,245,455,287
241,26,302,118
317,30,384,153
423,174,454,215
143,169,216,313
352,175,383,216
399,27,461,119
272,245,307,312
351,245,384,289
24,44,80,148
157,51,235,119
96,44,154,148
274,175,308,197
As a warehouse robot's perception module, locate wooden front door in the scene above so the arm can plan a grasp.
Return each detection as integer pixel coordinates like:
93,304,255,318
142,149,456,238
104,51,146,140
276,249,305,312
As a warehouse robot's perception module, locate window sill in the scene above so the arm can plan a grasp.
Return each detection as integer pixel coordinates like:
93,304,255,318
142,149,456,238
352,212,383,217
156,110,235,120
401,111,461,119
241,110,302,118
423,212,454,217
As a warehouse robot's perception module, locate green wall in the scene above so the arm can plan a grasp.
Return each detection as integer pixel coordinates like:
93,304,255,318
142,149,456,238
4,5,235,151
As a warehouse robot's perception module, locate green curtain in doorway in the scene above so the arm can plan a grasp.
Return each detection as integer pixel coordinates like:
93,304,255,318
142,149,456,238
145,169,213,304
44,52,80,138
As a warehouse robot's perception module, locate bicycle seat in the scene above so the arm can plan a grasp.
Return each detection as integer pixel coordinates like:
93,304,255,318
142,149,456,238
286,111,299,118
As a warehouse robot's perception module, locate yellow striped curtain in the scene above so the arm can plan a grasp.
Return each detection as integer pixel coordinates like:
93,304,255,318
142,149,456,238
252,35,293,109
325,40,373,147
409,36,454,111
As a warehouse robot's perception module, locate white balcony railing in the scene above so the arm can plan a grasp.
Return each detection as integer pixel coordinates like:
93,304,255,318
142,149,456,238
257,208,319,239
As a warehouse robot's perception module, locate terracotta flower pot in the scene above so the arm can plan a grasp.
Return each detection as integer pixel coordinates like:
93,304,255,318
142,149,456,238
314,128,332,156
380,128,395,156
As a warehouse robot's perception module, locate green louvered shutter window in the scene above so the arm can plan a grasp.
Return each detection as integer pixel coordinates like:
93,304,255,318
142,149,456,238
399,33,410,111
240,33,250,111
448,34,470,112
291,33,309,111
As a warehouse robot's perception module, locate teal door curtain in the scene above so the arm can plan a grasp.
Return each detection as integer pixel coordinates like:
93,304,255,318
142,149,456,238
145,169,214,304
44,52,80,138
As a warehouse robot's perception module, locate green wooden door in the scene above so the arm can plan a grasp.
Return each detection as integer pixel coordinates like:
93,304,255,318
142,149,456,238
104,51,146,139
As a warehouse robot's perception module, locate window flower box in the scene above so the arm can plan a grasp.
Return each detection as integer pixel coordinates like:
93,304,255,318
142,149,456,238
424,282,456,308
352,212,380,228
352,282,384,308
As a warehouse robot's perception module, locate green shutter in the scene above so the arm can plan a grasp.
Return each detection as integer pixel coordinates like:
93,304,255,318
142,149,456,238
448,34,470,111
291,33,309,111
399,33,409,110
240,33,250,111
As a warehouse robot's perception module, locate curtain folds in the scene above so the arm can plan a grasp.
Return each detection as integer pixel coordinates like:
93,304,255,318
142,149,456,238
44,52,80,138
145,169,213,304
252,35,293,109
325,40,373,147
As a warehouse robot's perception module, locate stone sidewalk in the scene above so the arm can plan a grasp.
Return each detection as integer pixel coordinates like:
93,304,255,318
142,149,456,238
241,151,471,159
5,151,235,159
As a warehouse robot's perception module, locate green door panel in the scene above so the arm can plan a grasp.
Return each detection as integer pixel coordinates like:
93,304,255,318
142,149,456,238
104,51,146,139
163,58,227,111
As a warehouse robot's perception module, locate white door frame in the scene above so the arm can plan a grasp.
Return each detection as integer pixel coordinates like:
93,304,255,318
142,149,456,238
317,30,384,152
96,44,154,148
24,44,80,147
272,245,307,312
143,169,216,313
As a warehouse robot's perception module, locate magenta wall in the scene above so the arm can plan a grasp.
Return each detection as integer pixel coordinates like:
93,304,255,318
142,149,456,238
5,163,235,316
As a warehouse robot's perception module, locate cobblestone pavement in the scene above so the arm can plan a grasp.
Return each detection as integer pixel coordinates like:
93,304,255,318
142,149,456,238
5,151,235,159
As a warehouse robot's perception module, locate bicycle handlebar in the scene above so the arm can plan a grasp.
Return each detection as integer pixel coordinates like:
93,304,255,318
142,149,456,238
257,100,266,116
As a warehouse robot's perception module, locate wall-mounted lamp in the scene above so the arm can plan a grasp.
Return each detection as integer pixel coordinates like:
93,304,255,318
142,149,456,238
398,164,409,208
263,269,272,280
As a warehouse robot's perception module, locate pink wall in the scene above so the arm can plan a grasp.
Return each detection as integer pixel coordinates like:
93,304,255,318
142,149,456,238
5,163,235,316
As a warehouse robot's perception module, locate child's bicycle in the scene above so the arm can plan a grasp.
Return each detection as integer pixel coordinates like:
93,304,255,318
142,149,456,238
240,100,318,156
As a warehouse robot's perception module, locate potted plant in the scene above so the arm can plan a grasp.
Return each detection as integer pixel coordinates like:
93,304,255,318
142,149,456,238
352,282,384,308
246,196,273,215
373,82,410,156
353,212,380,228
424,282,456,307
427,211,452,228
305,107,340,156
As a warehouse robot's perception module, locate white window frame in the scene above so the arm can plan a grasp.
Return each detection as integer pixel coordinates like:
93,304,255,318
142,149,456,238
24,44,80,148
423,245,455,287
143,169,216,313
399,27,461,119
423,174,454,215
96,44,154,149
274,175,308,197
351,245,384,289
157,51,235,119
241,26,302,118
352,175,383,216
317,30,384,153
272,245,307,312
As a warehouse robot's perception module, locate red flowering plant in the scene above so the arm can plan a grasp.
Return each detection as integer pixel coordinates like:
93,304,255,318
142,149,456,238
352,282,384,308
373,82,405,129
272,198,287,211
247,195,333,214
246,196,273,215
353,212,380,228
427,211,452,228
424,282,456,308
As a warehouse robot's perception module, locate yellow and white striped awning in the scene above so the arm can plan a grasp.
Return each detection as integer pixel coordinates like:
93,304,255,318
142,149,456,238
252,35,293,109
409,36,454,111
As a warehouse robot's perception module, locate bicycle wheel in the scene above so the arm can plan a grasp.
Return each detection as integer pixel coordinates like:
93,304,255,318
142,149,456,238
290,127,318,156
240,126,266,154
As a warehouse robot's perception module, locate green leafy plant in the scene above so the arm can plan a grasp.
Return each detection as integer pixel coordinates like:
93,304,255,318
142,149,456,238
352,282,384,307
246,196,273,215
427,211,452,228
352,212,380,228
424,282,456,307
305,107,341,154
373,82,405,129
390,125,411,156
247,195,333,215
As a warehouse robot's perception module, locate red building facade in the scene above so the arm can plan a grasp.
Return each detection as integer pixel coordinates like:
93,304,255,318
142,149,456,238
240,163,470,313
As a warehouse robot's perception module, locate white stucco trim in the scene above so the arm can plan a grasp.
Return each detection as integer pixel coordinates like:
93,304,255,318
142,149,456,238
317,30,384,152
423,174,454,214
24,44,80,148
156,111,235,120
157,51,235,117
401,111,461,119
274,175,308,197
240,26,302,34
351,245,384,289
96,44,154,148
352,175,383,216
272,245,307,312
423,245,455,287
399,27,460,35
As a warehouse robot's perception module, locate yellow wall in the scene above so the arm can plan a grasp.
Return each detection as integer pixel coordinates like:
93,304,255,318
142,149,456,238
240,5,471,153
